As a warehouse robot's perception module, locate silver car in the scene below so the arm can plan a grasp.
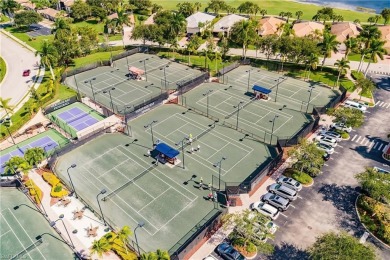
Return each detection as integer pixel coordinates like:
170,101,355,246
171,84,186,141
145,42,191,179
276,176,302,191
320,131,342,142
268,183,298,201
316,135,338,147
316,142,335,154
331,122,352,133
250,201,280,220
261,192,290,211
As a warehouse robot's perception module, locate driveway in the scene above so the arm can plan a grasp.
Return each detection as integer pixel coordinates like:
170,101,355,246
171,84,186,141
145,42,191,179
0,31,40,117
267,74,390,260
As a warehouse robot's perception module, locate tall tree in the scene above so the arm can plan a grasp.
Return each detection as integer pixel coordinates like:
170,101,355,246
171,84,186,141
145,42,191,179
304,53,319,80
78,26,99,55
24,147,45,167
36,40,58,80
356,167,390,202
359,25,381,48
318,32,339,70
4,156,32,175
295,10,303,20
229,19,258,60
0,97,15,117
176,2,195,17
260,9,267,18
131,24,158,45
364,39,386,76
186,34,201,65
151,3,162,14
285,12,293,23
14,10,42,27
308,232,376,260
53,28,80,66
0,0,20,15
155,249,170,260
90,237,111,258
194,2,202,12
207,0,226,15
327,107,365,127
343,37,357,58
355,78,376,100
334,58,350,87
381,8,390,24
168,12,186,41
70,0,91,21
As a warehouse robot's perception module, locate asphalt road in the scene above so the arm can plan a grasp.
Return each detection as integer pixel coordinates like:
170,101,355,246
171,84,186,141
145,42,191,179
265,74,390,260
0,32,40,117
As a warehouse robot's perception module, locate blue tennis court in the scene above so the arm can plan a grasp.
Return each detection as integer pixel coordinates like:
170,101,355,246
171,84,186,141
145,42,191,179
57,107,99,131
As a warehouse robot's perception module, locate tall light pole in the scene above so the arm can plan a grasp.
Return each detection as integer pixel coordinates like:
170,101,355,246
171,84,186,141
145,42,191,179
270,115,279,144
144,120,158,147
175,136,187,169
160,65,169,89
139,58,149,81
0,118,15,145
123,105,133,135
233,101,244,130
67,164,77,198
134,222,145,257
203,90,213,117
213,157,226,191
15,177,48,217
97,189,107,226
50,218,75,249
84,78,96,103
246,69,251,93
103,87,116,113
274,77,284,102
306,86,315,113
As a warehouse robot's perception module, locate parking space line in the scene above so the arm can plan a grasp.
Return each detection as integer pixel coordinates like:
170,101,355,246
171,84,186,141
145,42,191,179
324,163,329,166
361,139,369,145
333,151,339,154
280,213,288,218
375,100,381,105
351,135,357,141
356,136,362,143
289,205,296,209
337,145,343,148
330,158,334,160
378,143,383,150
297,196,303,199
386,103,390,108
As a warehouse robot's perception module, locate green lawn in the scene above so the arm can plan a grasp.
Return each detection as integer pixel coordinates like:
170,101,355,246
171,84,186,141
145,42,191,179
152,0,373,22
0,14,10,23
348,53,374,63
4,27,54,51
0,57,6,83
69,50,124,68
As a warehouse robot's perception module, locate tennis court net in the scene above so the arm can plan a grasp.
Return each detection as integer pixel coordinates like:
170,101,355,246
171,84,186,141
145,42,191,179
148,62,172,74
224,98,255,119
11,238,43,260
67,113,89,124
180,123,216,150
102,164,156,201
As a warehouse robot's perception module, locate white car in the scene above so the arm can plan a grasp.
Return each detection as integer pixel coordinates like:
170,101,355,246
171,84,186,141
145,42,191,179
316,142,335,154
261,192,291,211
250,201,280,220
316,135,338,147
319,131,342,142
276,176,302,191
331,122,352,133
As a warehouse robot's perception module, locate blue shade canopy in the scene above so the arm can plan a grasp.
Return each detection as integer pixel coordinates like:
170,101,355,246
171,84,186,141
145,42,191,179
154,143,180,158
252,85,272,94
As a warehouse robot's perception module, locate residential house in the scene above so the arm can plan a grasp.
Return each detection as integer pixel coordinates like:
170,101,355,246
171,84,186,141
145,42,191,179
186,12,215,34
57,0,76,13
331,22,361,42
213,14,248,36
258,16,285,36
292,21,325,37
37,8,60,21
15,0,36,10
377,25,390,53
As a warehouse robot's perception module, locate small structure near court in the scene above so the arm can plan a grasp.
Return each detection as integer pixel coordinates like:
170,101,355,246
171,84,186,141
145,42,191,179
252,85,272,100
154,143,180,165
128,66,145,80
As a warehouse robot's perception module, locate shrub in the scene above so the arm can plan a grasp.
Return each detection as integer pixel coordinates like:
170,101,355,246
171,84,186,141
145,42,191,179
50,184,69,198
284,168,313,184
103,232,137,260
137,9,150,16
334,129,350,139
42,172,60,187
25,179,43,204
351,70,364,80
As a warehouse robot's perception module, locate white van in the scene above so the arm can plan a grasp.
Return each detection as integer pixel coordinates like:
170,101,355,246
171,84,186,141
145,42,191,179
344,100,367,112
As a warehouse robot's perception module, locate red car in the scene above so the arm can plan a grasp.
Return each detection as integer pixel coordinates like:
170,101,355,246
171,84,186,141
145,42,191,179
22,69,31,77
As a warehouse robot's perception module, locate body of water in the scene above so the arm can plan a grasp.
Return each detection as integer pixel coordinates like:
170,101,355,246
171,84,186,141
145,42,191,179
296,0,389,13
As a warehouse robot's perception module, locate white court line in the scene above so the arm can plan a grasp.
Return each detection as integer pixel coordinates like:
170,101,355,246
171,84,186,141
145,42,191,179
0,213,33,260
7,209,47,259
175,128,219,152
137,188,171,213
351,135,357,141
0,229,11,238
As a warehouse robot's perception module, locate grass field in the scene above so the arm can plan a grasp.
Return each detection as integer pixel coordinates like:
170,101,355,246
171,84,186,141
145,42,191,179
4,27,54,51
152,0,375,22
69,50,124,68
0,57,6,83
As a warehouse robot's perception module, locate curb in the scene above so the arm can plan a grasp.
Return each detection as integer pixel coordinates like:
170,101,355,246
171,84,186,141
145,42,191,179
354,194,390,249
0,55,9,85
0,29,37,52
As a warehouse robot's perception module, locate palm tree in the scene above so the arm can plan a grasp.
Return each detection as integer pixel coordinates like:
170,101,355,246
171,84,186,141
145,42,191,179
169,39,179,59
36,40,58,80
4,156,32,175
155,249,170,260
168,12,186,41
318,32,340,70
353,19,360,25
151,3,162,14
359,25,381,48
305,53,319,80
230,19,257,60
285,12,293,23
90,238,111,258
343,37,357,58
279,12,286,20
295,10,303,20
140,252,157,260
194,2,202,12
52,18,71,34
24,147,45,167
260,9,267,18
334,58,350,87
1,0,20,15
364,40,386,76
355,78,376,100
0,97,14,117
114,226,132,254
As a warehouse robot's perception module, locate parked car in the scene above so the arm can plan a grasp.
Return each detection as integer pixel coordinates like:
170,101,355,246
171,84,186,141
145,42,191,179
22,69,31,77
204,255,219,260
216,242,246,260
316,143,335,154
344,100,367,112
261,192,291,211
316,135,338,147
268,183,298,201
330,122,352,133
250,201,280,219
322,152,331,161
319,131,342,142
276,176,302,191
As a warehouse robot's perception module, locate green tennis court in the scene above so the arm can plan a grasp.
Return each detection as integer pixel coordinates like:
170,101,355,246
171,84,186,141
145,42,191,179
64,53,203,113
0,188,75,259
47,102,105,138
182,82,311,144
54,104,278,253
